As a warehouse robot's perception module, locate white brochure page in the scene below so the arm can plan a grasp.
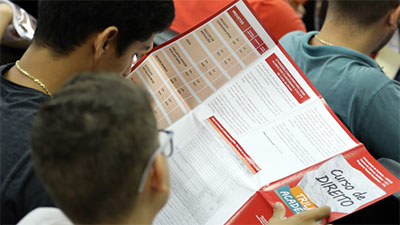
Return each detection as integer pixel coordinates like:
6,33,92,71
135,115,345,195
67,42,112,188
238,99,359,185
192,46,358,184
154,113,259,225
194,46,319,138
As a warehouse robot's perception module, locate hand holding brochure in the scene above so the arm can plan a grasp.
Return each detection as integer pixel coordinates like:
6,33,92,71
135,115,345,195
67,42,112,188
128,0,400,224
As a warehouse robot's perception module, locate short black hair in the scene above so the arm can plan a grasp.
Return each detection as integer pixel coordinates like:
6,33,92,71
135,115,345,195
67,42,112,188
33,0,175,56
329,0,399,26
31,73,158,223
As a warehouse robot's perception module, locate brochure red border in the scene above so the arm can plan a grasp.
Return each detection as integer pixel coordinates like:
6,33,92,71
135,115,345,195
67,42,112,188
208,116,261,173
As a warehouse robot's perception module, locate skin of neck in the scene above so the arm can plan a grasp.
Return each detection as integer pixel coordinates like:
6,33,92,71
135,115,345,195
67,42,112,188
4,41,98,95
311,9,397,55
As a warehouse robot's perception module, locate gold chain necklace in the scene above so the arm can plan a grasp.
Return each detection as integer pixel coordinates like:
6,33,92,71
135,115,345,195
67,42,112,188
314,34,333,46
15,60,52,97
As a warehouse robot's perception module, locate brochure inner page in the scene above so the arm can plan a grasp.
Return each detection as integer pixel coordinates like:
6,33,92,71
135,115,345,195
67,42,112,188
152,46,359,224
154,113,259,225
236,99,359,185
194,48,319,138
129,0,280,128
192,48,358,185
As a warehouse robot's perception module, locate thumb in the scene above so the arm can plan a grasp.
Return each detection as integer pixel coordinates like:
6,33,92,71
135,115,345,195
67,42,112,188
302,206,331,221
309,206,331,220
271,202,286,220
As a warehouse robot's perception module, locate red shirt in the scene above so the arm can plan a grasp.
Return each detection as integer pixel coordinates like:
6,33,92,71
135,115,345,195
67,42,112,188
170,0,306,40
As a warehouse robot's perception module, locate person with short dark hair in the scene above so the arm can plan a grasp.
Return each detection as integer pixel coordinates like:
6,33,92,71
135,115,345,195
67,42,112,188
29,73,166,224
0,1,175,223
18,73,330,225
280,0,400,162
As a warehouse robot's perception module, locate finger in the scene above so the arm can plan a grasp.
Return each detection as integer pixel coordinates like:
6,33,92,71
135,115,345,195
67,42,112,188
270,202,286,220
303,206,331,221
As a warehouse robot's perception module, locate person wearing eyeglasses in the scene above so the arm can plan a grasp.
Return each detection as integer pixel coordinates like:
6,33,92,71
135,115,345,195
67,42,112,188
18,72,331,225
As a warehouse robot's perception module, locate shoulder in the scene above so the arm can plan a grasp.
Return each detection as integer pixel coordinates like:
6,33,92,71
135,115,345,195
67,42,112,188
352,69,399,126
1,75,48,112
356,79,400,160
345,62,395,93
358,73,399,121
279,31,312,57
368,79,400,104
279,30,309,44
278,31,315,62
17,207,72,225
326,59,397,107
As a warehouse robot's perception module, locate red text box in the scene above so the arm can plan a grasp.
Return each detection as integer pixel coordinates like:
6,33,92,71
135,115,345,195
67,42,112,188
266,53,310,103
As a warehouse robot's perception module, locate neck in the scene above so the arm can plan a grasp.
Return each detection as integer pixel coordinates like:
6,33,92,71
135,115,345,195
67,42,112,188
99,205,157,225
311,17,382,55
4,44,93,95
72,212,155,225
116,191,167,225
125,208,157,225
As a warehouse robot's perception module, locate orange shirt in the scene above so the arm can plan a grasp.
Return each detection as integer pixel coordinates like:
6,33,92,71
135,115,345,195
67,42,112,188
170,0,306,40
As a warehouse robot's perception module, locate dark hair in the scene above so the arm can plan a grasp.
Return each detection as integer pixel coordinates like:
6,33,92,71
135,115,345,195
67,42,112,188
31,73,158,223
329,0,399,26
33,0,175,56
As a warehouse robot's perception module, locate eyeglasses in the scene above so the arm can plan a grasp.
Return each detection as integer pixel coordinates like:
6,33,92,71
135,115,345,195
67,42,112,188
128,54,139,74
137,129,174,193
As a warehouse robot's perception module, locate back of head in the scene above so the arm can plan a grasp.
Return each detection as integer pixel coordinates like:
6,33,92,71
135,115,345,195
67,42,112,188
328,0,399,27
31,73,158,224
33,0,175,56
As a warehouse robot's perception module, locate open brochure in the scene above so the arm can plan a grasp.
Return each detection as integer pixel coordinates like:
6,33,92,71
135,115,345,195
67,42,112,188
127,0,400,224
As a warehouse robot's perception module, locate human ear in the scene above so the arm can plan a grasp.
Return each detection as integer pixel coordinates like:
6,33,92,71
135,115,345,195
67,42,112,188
93,26,119,60
387,6,400,30
150,154,169,193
